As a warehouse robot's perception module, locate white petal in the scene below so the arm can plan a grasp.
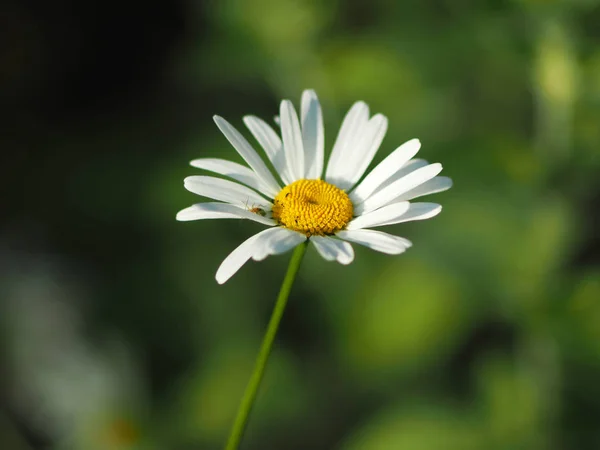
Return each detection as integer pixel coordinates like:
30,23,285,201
215,228,303,284
393,176,453,202
375,202,442,227
280,100,305,181
366,158,428,198
184,176,270,208
325,101,370,185
355,163,443,215
346,202,411,230
350,139,421,204
301,89,324,179
337,229,412,255
243,116,292,185
176,202,276,226
189,158,264,193
215,229,268,284
310,236,354,265
213,116,281,197
334,114,388,191
252,228,306,261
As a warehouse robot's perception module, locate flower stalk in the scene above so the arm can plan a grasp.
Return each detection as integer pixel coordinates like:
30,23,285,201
224,240,309,450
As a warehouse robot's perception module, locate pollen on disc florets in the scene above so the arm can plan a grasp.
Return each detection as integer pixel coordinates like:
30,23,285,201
272,179,354,236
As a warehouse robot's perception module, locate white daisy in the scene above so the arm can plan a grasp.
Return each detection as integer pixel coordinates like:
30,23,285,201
177,90,452,284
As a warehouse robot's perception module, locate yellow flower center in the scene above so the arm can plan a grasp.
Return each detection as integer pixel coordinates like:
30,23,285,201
272,179,354,236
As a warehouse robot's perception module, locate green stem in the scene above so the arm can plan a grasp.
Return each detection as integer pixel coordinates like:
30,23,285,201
224,240,309,450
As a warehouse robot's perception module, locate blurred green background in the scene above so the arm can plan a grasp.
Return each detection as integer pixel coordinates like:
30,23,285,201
1,0,599,449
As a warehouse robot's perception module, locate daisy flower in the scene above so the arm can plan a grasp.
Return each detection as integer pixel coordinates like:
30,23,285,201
177,90,451,284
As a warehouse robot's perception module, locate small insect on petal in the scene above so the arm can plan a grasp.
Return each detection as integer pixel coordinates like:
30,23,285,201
249,207,267,217
243,198,268,217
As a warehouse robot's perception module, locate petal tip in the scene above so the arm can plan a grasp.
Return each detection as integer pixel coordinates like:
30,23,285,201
409,138,422,149
183,175,200,186
215,266,231,284
302,89,318,99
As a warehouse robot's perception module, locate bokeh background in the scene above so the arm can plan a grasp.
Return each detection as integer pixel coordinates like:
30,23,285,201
2,0,599,449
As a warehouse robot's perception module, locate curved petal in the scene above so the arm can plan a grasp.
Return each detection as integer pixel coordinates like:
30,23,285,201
393,176,453,202
374,202,442,227
215,228,303,284
350,139,421,204
334,114,388,191
243,116,292,185
325,101,370,185
176,202,276,226
213,116,281,197
355,163,443,215
301,89,324,179
310,236,354,265
365,158,429,200
184,176,271,208
252,228,306,261
189,158,264,193
337,229,412,255
346,202,410,230
280,100,305,181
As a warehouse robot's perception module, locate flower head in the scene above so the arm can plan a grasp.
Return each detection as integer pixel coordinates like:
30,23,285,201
177,90,452,284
